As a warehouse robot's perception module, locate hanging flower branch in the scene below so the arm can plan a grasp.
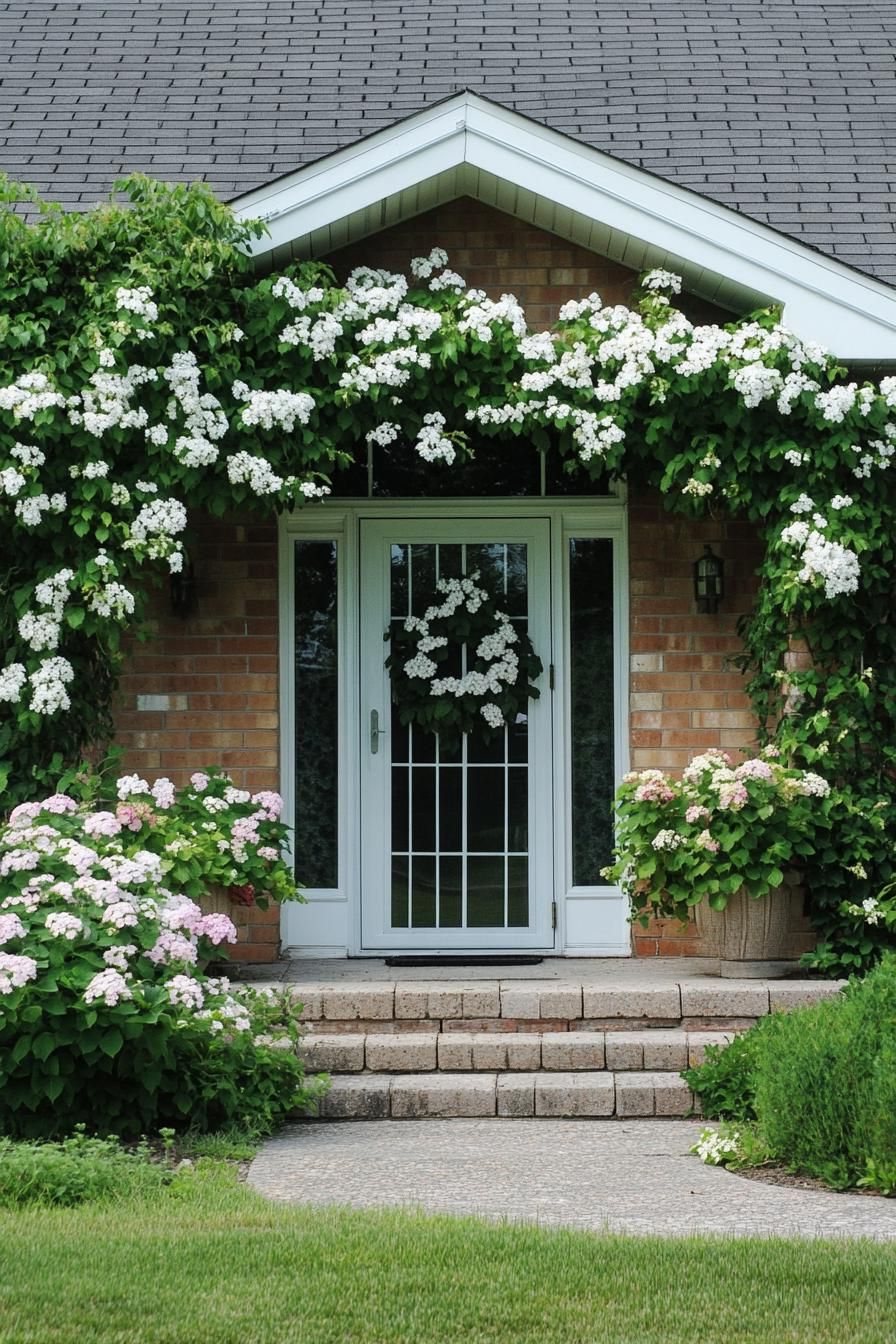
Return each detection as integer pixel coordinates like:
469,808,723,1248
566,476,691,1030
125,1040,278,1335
385,572,543,735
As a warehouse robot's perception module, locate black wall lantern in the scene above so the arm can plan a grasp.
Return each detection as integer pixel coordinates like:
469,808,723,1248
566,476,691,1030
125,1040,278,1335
694,544,724,614
169,552,197,619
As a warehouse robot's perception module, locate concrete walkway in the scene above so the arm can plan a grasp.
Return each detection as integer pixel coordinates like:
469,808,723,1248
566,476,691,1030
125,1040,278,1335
248,1119,896,1241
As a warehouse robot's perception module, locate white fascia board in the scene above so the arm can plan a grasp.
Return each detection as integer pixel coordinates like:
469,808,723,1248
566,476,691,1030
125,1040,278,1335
234,92,896,361
234,104,468,256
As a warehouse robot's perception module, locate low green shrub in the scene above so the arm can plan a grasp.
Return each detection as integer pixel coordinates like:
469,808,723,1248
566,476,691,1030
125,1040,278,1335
0,1127,170,1207
681,1018,770,1123
752,956,896,1188
686,956,896,1191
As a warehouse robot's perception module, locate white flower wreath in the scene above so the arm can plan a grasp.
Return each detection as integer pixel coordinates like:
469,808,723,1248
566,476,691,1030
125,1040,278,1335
386,571,543,735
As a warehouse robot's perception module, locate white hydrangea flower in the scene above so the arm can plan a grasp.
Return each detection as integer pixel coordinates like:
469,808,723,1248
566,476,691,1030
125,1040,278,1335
641,269,683,294
115,286,158,322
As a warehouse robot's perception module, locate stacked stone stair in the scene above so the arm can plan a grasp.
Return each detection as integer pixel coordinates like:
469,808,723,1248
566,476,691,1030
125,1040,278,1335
289,974,843,1121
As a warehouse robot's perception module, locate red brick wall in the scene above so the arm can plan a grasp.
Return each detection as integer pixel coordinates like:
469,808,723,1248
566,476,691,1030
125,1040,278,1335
113,197,757,961
115,514,281,963
628,498,764,956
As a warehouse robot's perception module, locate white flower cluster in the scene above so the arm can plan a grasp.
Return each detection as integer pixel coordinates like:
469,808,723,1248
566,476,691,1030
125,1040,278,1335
225,450,285,496
124,497,187,571
88,581,136,620
356,306,443,348
429,269,466,294
280,310,344,359
366,421,399,447
815,384,857,423
651,829,685,851
0,664,27,704
164,351,229,467
409,247,449,279
458,291,527,343
69,363,154,438
17,611,61,652
271,276,326,311
641,269,683,295
782,523,861,599
692,1128,741,1166
339,346,431,394
14,492,66,527
0,372,66,420
28,656,75,714
233,380,315,432
115,285,159,323
415,412,456,464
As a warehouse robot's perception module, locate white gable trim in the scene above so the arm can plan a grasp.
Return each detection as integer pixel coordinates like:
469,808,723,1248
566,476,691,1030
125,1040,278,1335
233,92,896,361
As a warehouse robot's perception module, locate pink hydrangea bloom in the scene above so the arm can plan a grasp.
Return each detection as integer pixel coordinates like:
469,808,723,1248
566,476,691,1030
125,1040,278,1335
634,777,676,804
159,895,204,934
39,793,78,815
257,846,279,862
151,777,176,809
103,944,137,970
190,772,210,792
0,952,38,993
685,804,711,824
0,913,26,944
101,901,139,930
232,816,260,846
197,912,237,945
251,790,283,820
8,801,40,828
717,781,749,811
115,800,156,831
146,930,198,966
167,974,205,1009
83,810,123,838
735,759,774,782
83,968,132,1006
695,830,721,853
45,912,82,940
0,849,41,877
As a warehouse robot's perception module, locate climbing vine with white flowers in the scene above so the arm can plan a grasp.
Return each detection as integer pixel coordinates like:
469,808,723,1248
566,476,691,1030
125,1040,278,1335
1,173,894,973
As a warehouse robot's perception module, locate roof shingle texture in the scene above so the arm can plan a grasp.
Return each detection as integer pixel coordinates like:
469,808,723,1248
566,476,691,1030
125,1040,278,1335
1,1,894,285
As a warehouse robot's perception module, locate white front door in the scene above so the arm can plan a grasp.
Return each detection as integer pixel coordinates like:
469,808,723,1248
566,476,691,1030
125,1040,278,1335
359,517,555,950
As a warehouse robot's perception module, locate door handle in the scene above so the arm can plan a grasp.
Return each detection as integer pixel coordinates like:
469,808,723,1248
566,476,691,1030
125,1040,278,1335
370,709,387,754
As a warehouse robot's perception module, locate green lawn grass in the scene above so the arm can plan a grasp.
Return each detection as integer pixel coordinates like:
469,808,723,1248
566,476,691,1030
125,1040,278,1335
0,1163,893,1344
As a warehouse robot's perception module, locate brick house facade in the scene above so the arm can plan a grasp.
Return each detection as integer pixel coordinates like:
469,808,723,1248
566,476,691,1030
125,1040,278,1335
7,13,891,965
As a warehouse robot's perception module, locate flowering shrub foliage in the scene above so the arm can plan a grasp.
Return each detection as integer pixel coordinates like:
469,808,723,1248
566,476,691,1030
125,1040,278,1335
604,748,835,924
385,571,543,735
0,174,894,971
0,775,325,1135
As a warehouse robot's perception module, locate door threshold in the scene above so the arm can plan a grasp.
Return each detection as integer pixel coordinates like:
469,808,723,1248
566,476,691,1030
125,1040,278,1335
383,955,544,968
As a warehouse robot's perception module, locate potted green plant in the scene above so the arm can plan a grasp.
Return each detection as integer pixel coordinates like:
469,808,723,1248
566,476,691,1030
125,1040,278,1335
603,749,833,976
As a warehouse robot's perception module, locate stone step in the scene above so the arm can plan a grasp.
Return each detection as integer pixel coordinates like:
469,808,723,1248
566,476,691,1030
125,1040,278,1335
301,1028,733,1075
310,1071,698,1120
292,978,842,1032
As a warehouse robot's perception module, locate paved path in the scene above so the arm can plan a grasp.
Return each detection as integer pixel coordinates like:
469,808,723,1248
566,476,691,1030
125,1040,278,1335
248,1119,896,1241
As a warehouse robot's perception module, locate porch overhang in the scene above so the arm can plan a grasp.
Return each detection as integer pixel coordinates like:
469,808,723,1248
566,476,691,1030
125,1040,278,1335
232,91,896,363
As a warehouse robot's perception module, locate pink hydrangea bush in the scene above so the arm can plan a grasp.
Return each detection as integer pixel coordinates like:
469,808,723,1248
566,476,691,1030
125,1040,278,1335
603,748,836,925
0,776,326,1137
96,767,297,910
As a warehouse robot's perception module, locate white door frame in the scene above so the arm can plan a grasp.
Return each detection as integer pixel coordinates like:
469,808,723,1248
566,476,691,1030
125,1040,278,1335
359,515,554,951
279,496,631,957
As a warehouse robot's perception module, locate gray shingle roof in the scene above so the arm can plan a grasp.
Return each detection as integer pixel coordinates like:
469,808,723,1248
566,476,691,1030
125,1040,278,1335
2,1,894,285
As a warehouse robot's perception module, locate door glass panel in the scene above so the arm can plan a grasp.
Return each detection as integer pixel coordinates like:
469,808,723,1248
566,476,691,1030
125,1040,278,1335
294,540,338,888
569,538,615,883
387,539,532,931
